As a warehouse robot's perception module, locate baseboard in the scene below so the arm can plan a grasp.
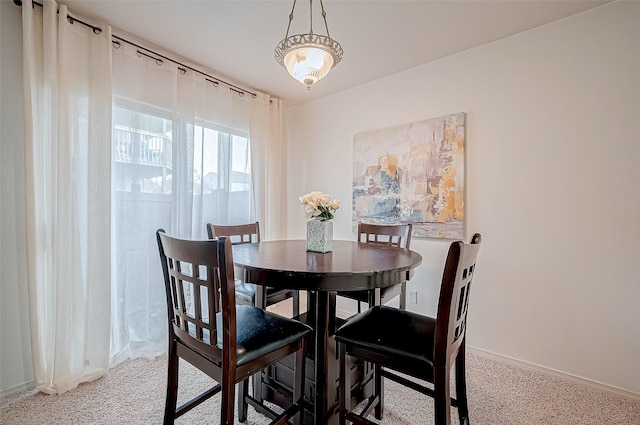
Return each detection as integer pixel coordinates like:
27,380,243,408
0,380,36,400
468,346,640,402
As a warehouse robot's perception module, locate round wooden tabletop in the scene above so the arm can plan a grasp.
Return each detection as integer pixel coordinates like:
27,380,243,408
232,239,423,292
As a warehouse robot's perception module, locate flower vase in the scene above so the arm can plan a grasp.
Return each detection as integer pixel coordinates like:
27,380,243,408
306,218,333,253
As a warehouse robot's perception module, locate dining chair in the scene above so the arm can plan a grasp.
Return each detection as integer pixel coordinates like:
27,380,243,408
156,230,312,425
207,222,300,317
335,233,482,425
338,222,413,313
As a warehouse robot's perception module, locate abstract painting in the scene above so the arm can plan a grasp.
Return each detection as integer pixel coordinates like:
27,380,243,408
352,113,465,239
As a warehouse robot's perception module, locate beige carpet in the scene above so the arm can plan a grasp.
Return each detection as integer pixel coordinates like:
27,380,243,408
2,351,639,425
2,298,639,424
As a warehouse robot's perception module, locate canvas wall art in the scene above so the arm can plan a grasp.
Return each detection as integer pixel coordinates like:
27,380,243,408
352,112,465,239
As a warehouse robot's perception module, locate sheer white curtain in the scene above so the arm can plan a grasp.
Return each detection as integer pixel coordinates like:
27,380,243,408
250,95,286,240
21,0,112,394
109,41,271,363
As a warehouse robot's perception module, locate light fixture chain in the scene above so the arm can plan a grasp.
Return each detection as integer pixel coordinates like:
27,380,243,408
320,0,330,37
308,0,314,35
285,0,297,38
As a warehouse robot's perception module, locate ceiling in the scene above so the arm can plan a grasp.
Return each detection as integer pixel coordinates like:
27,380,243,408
61,0,609,107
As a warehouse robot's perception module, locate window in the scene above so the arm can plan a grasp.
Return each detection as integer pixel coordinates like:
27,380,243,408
112,102,251,200
110,99,253,360
193,127,251,194
112,105,172,194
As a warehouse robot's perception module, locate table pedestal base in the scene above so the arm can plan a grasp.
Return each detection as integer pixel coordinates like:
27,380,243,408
259,311,373,424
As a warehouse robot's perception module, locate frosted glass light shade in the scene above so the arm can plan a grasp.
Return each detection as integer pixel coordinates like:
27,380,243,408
275,33,343,88
283,46,335,86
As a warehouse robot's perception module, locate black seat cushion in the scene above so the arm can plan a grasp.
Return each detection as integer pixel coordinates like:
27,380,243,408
234,279,257,304
216,305,312,367
334,305,436,381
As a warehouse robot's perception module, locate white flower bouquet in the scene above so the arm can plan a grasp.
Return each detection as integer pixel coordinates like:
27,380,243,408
299,191,341,221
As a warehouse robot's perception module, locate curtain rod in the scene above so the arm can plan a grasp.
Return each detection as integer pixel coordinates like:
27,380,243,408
13,0,259,99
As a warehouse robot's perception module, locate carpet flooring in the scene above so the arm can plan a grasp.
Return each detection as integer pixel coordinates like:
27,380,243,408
2,351,639,425
2,298,639,424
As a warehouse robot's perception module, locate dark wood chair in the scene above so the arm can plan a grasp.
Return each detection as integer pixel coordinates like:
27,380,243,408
335,233,482,425
338,222,413,312
207,222,300,317
156,230,312,425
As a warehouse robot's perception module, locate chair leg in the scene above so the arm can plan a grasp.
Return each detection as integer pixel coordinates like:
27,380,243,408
293,341,307,425
399,282,407,310
307,291,314,314
434,366,452,425
370,288,382,307
338,343,350,425
163,343,179,425
252,373,264,404
238,378,249,422
373,364,384,420
221,368,236,425
455,343,470,425
252,285,265,404
293,291,300,317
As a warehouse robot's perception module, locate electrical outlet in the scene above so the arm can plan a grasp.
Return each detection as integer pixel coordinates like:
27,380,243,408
408,290,418,304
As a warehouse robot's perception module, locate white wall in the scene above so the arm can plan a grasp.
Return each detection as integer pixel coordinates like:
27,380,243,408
0,0,34,396
285,1,640,396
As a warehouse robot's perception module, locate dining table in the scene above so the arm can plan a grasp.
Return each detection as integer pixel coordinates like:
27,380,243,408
232,239,423,425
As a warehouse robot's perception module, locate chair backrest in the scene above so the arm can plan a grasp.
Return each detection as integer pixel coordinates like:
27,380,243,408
207,222,260,245
435,233,482,367
357,222,413,249
156,230,237,366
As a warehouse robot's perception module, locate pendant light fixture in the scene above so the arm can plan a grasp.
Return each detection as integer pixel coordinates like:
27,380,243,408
274,0,343,89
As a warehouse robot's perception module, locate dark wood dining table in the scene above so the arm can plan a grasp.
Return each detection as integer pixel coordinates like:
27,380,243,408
232,239,423,425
